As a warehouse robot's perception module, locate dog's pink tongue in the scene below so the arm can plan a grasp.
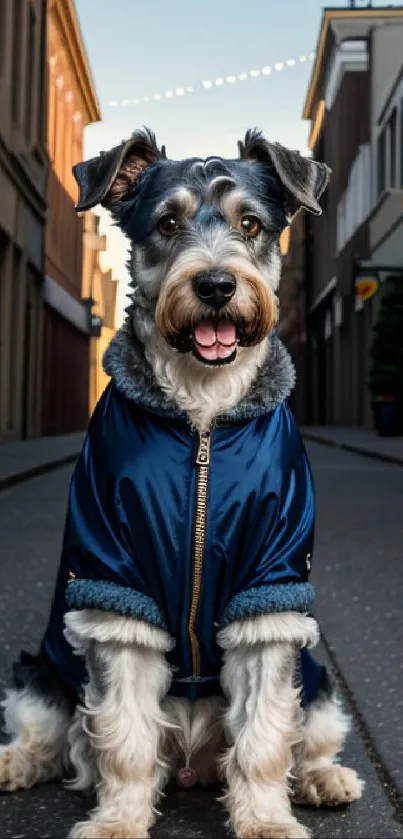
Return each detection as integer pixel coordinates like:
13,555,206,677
194,320,237,361
194,322,216,347
194,321,237,347
216,321,236,346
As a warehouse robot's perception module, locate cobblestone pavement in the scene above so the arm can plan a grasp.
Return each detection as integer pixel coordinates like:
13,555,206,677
0,442,402,837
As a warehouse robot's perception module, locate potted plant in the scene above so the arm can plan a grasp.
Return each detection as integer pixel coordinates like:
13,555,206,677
368,277,403,437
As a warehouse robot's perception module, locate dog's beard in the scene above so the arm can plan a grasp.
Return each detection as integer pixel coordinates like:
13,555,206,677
155,259,278,367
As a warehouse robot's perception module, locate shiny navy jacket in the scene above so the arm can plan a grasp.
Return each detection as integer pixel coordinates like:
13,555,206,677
40,326,328,706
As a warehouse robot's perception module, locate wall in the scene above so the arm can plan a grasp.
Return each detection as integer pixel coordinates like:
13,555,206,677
42,0,101,436
45,5,85,302
306,66,371,427
309,69,370,307
371,24,403,125
82,213,118,414
41,305,90,434
278,212,308,423
0,0,48,442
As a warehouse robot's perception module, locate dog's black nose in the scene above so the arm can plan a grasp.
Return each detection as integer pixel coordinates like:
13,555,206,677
193,272,236,308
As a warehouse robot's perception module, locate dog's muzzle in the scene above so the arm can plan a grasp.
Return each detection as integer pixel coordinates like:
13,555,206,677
191,271,238,365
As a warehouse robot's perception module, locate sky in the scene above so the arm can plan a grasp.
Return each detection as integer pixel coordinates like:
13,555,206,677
73,0,402,322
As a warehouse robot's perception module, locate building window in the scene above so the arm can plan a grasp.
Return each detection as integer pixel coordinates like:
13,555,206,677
401,99,403,189
8,247,22,430
48,76,56,160
0,231,11,436
336,195,345,254
0,1,6,78
336,144,371,255
25,4,36,142
389,107,397,188
377,105,400,196
38,0,47,147
0,229,10,319
324,310,333,341
11,0,23,123
377,128,386,196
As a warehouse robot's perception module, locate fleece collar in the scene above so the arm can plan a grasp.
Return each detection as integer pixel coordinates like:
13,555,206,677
103,321,296,422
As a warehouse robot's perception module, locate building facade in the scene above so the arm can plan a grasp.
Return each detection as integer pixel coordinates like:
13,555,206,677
0,0,48,443
291,6,403,428
82,212,118,416
278,214,309,424
42,0,101,436
369,21,403,270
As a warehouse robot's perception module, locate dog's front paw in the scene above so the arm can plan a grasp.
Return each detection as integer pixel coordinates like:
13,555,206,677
0,744,60,792
235,819,310,839
294,764,364,807
0,746,23,792
68,821,149,839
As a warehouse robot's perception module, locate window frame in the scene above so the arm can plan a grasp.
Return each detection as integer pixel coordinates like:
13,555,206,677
376,77,403,197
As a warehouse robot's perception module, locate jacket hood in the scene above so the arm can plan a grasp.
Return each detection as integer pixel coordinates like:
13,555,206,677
103,320,296,422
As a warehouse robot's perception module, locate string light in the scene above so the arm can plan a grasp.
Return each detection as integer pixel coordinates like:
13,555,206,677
107,51,315,108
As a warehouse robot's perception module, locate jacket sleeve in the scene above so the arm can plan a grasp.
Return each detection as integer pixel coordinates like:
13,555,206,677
40,386,166,701
219,405,316,627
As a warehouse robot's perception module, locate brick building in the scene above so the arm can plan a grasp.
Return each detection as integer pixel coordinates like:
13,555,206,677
0,0,48,442
42,0,101,435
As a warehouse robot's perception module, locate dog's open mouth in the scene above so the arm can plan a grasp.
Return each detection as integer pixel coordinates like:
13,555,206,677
192,320,238,365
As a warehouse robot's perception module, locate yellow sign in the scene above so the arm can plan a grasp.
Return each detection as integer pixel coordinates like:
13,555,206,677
355,277,379,302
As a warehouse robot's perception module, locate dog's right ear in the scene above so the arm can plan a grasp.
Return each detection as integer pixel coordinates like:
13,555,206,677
73,128,164,212
239,129,330,219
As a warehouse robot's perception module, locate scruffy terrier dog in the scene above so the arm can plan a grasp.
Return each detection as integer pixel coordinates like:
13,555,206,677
0,129,363,838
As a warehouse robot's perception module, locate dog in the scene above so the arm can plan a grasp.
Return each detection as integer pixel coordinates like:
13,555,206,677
0,128,363,839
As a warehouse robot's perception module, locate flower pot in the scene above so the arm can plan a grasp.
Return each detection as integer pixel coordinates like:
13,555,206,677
371,400,400,437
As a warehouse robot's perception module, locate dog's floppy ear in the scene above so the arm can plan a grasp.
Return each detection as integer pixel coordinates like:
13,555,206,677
73,128,164,212
239,129,330,218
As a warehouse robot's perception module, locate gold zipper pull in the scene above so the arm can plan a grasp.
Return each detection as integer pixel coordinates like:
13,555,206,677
195,430,211,466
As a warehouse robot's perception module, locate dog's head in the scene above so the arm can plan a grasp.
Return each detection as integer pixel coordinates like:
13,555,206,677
74,128,329,367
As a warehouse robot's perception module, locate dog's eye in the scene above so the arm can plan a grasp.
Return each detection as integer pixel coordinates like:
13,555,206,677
240,215,261,239
158,215,180,236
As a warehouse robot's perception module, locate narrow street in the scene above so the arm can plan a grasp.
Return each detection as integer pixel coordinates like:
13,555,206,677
0,442,402,838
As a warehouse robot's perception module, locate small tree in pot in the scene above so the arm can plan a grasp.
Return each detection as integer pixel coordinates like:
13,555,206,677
368,277,403,437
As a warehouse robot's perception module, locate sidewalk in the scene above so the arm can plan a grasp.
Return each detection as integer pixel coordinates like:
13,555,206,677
0,432,85,491
301,425,403,466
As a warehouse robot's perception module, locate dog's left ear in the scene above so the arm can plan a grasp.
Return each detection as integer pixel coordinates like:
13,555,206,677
73,128,165,212
239,129,331,218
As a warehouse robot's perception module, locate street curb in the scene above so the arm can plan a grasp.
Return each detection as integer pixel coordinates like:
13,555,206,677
302,432,403,468
321,631,403,823
0,453,80,493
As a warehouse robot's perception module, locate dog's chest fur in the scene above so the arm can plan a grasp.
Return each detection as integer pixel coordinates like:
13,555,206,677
103,321,296,426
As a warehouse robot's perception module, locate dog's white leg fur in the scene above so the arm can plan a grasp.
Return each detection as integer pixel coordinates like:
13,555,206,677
0,687,69,791
220,642,308,839
64,610,175,839
219,612,363,812
66,706,97,792
219,629,309,838
294,691,364,807
217,613,319,651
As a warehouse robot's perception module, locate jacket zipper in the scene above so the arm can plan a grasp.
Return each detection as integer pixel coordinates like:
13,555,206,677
188,428,212,677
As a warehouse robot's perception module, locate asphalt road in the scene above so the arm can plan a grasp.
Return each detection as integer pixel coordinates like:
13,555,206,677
0,442,402,838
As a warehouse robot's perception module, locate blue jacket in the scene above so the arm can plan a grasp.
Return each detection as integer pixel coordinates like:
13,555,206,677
41,327,327,706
